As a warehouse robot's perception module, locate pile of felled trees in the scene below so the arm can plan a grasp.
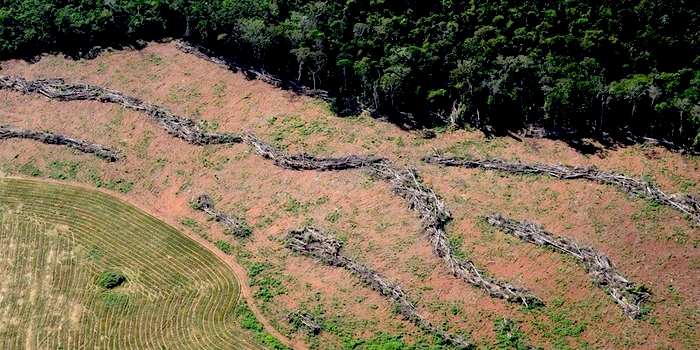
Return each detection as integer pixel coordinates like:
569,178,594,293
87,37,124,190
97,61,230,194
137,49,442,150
0,124,118,161
287,227,473,349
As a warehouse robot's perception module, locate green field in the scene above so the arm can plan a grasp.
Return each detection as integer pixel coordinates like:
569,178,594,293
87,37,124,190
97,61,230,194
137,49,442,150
0,178,264,350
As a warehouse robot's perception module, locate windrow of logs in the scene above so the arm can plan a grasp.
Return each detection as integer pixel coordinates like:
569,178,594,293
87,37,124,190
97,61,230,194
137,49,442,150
0,75,243,146
0,124,118,161
195,194,251,237
521,125,700,156
287,227,474,349
244,133,384,171
0,74,540,306
425,154,700,227
485,214,650,319
367,161,542,306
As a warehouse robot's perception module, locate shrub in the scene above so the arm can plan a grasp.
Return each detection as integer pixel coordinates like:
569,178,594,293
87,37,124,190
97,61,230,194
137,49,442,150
215,240,232,255
97,271,127,289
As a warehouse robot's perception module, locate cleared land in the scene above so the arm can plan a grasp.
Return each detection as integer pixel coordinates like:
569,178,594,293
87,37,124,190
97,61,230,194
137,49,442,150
0,178,265,350
0,42,699,349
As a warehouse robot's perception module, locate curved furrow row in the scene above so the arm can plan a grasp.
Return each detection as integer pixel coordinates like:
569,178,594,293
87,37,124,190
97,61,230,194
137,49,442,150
0,179,264,350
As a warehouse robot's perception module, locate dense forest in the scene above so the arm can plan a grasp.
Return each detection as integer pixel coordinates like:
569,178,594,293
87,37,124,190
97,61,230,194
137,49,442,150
2,0,699,147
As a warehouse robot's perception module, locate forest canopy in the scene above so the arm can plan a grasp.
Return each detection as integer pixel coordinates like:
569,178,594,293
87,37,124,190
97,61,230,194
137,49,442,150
2,0,699,147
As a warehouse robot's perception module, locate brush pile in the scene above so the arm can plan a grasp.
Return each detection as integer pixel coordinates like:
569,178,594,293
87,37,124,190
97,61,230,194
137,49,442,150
0,75,243,146
243,134,383,171
287,227,473,349
286,312,322,335
196,194,251,237
425,154,700,226
0,124,118,161
369,161,542,306
485,214,650,319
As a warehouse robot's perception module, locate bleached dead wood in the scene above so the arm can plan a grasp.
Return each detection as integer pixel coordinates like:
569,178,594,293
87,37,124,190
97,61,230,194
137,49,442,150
425,154,700,227
287,227,474,349
0,124,118,161
485,214,650,319
196,194,251,237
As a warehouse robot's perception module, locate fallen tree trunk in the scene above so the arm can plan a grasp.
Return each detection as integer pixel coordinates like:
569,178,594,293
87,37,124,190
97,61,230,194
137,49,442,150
0,124,118,161
286,312,321,335
195,194,251,237
485,214,650,319
425,154,700,227
287,227,474,349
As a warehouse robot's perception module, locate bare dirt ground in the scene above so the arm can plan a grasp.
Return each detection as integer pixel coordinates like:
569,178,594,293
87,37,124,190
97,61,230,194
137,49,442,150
1,41,699,349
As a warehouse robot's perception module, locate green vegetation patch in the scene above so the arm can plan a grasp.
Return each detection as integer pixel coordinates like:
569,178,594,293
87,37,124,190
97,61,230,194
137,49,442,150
97,271,127,289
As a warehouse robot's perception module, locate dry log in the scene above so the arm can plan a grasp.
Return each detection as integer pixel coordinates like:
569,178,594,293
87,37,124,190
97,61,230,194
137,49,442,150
425,154,700,227
286,312,321,335
485,214,650,319
287,227,474,349
196,194,251,237
0,124,118,161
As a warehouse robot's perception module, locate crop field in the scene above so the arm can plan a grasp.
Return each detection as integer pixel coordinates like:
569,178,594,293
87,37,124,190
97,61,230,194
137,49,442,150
0,178,265,350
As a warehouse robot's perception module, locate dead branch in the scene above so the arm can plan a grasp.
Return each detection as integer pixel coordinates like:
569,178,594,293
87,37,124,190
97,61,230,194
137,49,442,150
287,227,473,349
0,124,118,161
485,214,650,319
286,312,321,335
425,154,700,227
196,194,251,237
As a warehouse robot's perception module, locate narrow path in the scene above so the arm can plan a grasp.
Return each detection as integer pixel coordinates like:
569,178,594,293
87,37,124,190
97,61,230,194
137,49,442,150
2,175,307,350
